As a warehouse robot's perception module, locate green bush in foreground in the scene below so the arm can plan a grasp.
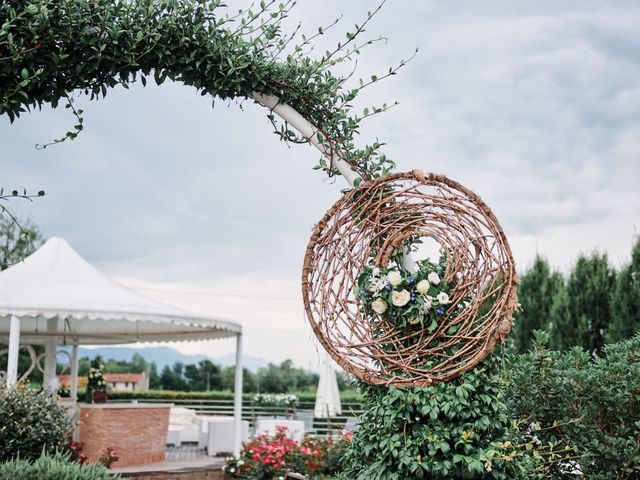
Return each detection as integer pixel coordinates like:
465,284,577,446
507,331,640,479
341,359,542,480
0,387,71,462
0,453,119,480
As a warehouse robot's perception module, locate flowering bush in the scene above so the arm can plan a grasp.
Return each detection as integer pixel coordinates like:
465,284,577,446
356,252,462,331
97,447,119,469
252,393,298,408
224,427,349,479
67,441,89,465
68,442,119,468
0,386,71,462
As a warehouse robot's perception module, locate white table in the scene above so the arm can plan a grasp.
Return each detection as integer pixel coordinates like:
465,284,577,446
255,419,305,443
200,417,249,456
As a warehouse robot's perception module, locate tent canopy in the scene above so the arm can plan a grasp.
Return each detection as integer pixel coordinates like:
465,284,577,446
0,237,241,344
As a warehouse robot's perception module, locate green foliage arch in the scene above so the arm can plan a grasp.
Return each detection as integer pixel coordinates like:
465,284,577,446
1,0,412,179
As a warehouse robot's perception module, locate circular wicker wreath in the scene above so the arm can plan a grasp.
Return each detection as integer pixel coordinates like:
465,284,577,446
302,170,518,387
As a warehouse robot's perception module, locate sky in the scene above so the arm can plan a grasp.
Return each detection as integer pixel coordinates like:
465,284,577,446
2,1,639,370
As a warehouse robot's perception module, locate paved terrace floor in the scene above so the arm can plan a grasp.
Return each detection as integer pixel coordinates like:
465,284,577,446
111,445,226,475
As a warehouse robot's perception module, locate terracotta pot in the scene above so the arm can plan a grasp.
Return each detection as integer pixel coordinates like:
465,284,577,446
93,390,107,404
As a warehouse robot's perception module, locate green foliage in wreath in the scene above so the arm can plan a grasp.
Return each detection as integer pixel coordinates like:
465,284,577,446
0,0,414,180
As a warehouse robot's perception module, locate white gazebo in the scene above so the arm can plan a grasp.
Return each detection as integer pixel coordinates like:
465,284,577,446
0,236,245,456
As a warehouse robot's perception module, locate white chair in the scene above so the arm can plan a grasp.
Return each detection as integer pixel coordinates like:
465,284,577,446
168,407,200,445
203,417,250,456
255,419,305,444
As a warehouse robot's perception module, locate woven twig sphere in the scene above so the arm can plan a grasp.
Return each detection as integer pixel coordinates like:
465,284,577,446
302,170,518,387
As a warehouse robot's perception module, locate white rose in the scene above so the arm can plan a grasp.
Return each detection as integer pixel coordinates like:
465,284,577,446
437,292,450,305
371,298,388,314
391,289,411,307
416,279,430,294
387,270,403,287
428,271,441,285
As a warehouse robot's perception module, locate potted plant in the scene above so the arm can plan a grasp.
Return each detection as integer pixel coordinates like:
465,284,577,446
85,356,107,403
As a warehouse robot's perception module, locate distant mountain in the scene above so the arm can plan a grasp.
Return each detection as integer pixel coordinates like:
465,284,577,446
70,346,269,371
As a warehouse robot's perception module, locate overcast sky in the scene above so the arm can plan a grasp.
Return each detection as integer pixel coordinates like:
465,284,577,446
2,1,639,369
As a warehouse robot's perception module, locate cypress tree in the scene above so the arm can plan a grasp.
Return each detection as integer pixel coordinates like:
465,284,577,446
606,238,640,343
512,255,564,353
550,252,615,353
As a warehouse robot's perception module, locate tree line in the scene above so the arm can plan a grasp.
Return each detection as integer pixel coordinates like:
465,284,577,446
510,237,640,354
76,354,337,393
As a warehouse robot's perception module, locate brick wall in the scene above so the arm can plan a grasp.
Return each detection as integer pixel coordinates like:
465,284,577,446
79,406,170,467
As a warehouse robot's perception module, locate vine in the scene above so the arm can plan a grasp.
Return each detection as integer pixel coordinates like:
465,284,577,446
1,0,416,180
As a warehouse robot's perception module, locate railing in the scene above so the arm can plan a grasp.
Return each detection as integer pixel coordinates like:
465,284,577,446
110,397,363,437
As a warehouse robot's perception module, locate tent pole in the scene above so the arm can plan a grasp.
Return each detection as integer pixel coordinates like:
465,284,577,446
70,339,79,401
233,332,244,458
6,315,21,388
43,317,58,394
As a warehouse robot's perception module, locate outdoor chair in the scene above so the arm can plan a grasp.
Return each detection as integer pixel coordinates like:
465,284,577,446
168,407,200,445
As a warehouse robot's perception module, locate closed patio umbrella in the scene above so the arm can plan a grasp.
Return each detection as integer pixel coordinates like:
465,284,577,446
314,357,342,418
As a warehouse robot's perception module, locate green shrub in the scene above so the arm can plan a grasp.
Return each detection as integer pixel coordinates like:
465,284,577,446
0,387,71,462
507,331,640,479
0,453,119,480
341,359,541,479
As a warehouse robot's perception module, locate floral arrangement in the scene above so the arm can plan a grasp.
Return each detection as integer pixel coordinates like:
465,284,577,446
87,357,107,393
356,252,461,332
85,356,107,403
252,393,299,408
223,427,350,480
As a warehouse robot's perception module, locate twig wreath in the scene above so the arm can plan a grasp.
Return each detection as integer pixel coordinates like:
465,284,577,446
303,171,518,387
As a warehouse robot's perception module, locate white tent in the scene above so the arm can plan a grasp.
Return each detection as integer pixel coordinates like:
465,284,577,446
0,237,244,456
314,357,342,418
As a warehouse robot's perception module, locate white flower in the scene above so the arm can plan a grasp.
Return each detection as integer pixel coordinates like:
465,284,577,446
368,277,386,294
391,289,411,307
230,468,235,473
420,295,433,313
387,270,403,287
416,279,430,294
428,272,440,285
371,298,388,314
237,460,244,466
437,292,450,305
372,267,381,277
